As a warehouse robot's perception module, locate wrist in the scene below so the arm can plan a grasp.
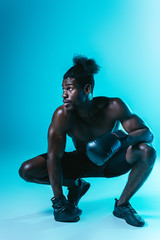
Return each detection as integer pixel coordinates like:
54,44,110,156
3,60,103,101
51,195,68,209
126,135,143,147
126,135,132,147
51,194,66,202
113,130,129,148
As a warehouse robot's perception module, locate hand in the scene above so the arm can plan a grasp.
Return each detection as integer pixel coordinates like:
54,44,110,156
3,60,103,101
51,195,82,222
86,130,128,166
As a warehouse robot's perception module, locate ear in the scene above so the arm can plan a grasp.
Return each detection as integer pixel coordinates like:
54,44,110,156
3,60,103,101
84,84,91,95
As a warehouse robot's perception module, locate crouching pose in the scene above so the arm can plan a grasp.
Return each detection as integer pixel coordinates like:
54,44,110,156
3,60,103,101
19,56,156,227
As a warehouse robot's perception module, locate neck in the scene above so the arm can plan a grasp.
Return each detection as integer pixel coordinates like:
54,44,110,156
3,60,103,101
76,97,94,121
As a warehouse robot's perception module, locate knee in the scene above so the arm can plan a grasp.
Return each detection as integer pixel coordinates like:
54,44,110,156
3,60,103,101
19,161,33,182
139,143,157,167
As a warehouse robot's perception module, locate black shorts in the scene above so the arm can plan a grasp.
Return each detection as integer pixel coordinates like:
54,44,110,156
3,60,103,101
40,147,132,180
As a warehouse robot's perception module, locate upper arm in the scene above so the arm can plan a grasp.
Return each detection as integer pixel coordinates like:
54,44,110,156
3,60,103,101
112,98,149,133
47,107,68,159
122,114,149,133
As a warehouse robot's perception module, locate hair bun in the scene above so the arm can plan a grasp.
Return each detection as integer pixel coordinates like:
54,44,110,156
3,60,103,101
73,55,100,75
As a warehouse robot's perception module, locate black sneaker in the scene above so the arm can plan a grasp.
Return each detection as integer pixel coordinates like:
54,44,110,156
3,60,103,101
51,195,82,222
67,179,90,206
113,199,145,227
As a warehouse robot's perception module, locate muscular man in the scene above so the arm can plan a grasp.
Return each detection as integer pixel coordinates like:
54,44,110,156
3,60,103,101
19,56,156,227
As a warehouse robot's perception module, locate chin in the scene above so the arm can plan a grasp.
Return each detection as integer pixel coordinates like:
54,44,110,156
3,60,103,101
64,104,74,112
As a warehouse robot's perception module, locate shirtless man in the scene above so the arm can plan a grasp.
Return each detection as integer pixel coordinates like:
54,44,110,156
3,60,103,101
19,56,156,227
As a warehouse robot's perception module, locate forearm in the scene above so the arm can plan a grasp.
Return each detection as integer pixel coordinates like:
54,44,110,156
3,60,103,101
127,128,153,146
47,153,63,198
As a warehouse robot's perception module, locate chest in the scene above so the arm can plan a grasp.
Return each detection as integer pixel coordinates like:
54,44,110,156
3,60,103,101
67,111,118,142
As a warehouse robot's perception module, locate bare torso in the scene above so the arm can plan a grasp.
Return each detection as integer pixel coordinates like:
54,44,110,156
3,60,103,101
62,97,121,151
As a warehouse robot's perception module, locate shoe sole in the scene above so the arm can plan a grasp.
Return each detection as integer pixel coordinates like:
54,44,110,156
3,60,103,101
55,216,80,222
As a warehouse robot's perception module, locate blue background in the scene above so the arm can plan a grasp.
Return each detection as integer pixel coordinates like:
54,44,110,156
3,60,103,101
1,1,160,239
1,0,160,156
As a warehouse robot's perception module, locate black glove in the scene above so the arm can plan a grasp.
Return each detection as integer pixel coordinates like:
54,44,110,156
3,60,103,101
51,195,82,222
86,130,128,166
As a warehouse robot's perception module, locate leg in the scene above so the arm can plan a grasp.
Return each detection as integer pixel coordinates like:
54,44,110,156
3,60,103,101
19,153,79,187
19,153,83,222
112,143,156,227
19,153,50,184
118,143,156,205
18,151,103,206
62,151,93,205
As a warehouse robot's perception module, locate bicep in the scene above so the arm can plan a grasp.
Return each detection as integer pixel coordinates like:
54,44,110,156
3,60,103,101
47,109,68,158
122,114,149,133
114,98,149,133
48,124,66,158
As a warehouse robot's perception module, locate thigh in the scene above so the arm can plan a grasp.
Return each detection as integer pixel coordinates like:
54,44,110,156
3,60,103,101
24,152,83,179
102,147,132,178
27,151,107,180
24,153,48,177
36,152,89,180
61,151,106,179
38,152,82,179
61,151,87,179
62,151,113,178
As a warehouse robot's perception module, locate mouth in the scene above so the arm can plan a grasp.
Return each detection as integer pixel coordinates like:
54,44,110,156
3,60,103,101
63,100,71,107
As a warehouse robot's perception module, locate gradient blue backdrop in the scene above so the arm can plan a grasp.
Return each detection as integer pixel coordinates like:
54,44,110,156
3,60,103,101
1,0,160,158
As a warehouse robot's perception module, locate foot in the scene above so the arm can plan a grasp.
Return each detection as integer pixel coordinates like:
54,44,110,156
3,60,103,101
67,179,90,206
51,195,82,222
113,199,145,227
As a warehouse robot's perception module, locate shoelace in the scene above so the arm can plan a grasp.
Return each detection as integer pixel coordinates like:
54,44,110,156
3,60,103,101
122,202,137,214
115,199,137,214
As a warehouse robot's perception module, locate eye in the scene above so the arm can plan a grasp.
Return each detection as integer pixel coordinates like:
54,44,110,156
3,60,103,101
62,86,74,92
67,87,73,91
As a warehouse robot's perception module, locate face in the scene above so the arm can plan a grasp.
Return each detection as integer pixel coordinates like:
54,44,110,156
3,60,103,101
62,78,86,111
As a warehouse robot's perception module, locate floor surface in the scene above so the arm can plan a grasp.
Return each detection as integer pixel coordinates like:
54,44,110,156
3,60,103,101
1,151,160,240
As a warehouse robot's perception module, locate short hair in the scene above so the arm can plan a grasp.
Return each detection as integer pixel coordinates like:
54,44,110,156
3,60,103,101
63,55,100,93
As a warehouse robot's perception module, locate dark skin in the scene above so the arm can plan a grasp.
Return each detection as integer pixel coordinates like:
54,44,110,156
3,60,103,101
19,77,156,206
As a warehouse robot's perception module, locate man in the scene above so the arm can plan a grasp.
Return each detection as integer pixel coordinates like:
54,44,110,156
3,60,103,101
19,56,156,227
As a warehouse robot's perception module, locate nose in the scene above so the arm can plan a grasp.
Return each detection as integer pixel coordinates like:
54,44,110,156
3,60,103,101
62,90,68,99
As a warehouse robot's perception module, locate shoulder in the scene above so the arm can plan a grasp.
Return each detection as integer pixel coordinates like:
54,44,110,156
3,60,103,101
53,105,75,120
93,96,109,109
106,97,133,120
93,96,127,110
108,97,127,110
52,105,67,120
49,105,73,134
93,96,126,108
